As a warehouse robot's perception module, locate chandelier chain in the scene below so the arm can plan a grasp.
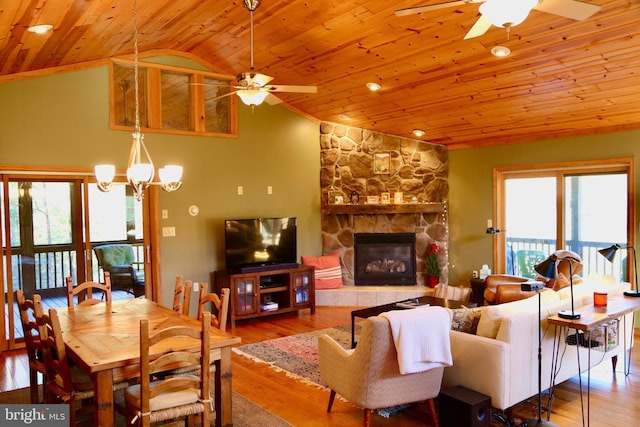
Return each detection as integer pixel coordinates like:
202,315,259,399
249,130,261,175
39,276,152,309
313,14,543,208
133,0,140,135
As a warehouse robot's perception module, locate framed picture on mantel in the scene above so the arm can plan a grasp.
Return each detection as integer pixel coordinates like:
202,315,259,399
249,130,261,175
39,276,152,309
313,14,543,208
374,152,390,174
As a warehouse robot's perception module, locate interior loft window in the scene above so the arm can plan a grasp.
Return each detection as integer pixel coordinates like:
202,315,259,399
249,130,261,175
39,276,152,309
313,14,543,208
161,70,191,131
110,59,238,137
495,159,635,281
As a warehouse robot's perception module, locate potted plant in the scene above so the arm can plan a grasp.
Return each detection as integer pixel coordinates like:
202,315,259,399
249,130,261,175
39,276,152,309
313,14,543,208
426,243,442,287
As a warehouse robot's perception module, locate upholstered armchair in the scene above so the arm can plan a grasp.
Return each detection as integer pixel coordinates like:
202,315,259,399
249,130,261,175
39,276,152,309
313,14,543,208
318,316,444,427
483,274,531,305
94,244,145,297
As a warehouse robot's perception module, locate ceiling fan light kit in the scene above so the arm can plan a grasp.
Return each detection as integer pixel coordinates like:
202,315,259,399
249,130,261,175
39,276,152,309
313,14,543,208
396,0,602,40
479,0,537,29
204,0,317,108
237,89,270,106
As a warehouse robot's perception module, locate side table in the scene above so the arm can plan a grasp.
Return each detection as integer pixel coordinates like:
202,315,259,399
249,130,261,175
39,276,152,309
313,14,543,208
469,278,487,306
547,295,640,426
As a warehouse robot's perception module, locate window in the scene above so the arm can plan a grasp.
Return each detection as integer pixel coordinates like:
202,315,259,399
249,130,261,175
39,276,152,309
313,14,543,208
495,159,635,281
110,59,237,137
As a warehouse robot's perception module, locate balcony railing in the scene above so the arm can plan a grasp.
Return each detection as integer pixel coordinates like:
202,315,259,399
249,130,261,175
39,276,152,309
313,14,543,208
6,241,145,294
507,238,628,281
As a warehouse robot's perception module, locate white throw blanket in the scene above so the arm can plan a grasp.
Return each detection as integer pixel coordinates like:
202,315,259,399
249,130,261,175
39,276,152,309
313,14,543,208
380,306,453,374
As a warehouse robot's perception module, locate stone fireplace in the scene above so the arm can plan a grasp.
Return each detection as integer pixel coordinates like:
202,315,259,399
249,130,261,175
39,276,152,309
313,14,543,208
320,122,449,288
354,233,416,286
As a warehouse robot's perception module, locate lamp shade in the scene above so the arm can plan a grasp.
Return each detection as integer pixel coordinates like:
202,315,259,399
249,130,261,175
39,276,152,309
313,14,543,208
237,89,269,106
159,165,183,183
95,164,116,183
598,244,621,262
479,0,537,28
127,163,154,184
534,254,558,279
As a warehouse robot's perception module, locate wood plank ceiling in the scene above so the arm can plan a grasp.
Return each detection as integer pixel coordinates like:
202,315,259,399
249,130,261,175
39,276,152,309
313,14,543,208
1,0,638,149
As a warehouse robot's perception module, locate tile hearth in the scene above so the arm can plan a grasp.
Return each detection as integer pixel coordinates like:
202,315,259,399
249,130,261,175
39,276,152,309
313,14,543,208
315,286,433,307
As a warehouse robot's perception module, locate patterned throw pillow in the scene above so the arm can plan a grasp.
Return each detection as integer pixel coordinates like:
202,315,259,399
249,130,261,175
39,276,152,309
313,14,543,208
434,284,472,303
450,306,484,335
301,252,344,289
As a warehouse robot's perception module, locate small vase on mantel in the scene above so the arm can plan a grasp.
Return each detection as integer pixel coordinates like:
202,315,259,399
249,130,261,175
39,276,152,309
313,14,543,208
428,276,439,288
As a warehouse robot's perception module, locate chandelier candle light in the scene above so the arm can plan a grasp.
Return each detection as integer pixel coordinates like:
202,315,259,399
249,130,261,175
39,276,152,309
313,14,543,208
95,0,182,201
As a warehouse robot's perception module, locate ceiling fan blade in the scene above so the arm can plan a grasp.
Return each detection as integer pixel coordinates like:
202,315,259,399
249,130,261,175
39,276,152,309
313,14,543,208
265,94,283,105
534,0,601,21
266,84,318,93
204,90,237,102
395,0,484,17
463,14,492,39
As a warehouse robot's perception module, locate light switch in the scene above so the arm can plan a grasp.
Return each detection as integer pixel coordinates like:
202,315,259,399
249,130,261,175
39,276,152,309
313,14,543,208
162,226,176,237
237,186,243,195
162,209,169,219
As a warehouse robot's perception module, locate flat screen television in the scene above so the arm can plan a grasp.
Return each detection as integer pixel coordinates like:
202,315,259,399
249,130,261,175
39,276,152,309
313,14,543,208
224,217,297,271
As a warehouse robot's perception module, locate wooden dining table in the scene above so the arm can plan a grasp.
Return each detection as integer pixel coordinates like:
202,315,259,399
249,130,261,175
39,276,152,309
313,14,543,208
55,298,241,427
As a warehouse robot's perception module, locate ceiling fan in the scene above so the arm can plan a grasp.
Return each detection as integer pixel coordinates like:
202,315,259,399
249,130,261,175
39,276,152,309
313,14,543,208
395,0,601,40
207,0,317,107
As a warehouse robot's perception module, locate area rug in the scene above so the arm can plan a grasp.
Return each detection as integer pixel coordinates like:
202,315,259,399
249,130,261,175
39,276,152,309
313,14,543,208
233,324,535,426
233,323,357,389
0,387,292,427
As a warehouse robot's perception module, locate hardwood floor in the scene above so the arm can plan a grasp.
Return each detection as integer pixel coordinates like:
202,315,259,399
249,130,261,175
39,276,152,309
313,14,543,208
2,306,639,426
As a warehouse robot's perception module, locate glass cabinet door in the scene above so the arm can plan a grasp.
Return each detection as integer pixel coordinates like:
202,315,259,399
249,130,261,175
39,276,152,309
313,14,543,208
233,276,257,315
293,271,311,305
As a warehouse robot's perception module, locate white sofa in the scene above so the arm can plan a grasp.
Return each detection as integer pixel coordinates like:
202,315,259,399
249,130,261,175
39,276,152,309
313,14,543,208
442,280,635,412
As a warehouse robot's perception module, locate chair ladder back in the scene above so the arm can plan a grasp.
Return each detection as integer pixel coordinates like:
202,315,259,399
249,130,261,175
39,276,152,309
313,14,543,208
136,312,212,426
16,290,47,403
198,283,230,331
66,273,112,307
33,301,74,403
172,275,192,315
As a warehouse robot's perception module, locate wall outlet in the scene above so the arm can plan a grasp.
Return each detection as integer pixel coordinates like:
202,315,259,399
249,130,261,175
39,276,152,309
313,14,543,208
193,281,199,292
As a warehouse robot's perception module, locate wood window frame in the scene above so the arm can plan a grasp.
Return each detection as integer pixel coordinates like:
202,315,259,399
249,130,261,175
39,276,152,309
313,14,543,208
109,59,238,138
493,157,636,275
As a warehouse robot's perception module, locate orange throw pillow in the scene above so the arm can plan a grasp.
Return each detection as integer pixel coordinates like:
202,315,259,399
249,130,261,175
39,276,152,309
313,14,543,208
301,252,344,289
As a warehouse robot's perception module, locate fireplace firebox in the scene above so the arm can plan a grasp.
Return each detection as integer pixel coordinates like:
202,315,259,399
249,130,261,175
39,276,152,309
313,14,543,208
354,233,416,286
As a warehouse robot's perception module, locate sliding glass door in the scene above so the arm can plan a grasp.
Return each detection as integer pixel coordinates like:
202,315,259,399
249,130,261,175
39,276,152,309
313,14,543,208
496,159,634,281
1,172,151,351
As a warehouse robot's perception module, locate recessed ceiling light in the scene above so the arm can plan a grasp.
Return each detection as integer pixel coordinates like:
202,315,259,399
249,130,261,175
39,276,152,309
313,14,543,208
27,24,53,34
366,82,381,91
413,129,425,137
491,46,511,57
338,114,351,120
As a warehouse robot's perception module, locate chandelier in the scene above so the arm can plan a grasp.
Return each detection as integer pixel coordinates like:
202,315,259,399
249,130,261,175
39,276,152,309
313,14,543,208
94,0,182,201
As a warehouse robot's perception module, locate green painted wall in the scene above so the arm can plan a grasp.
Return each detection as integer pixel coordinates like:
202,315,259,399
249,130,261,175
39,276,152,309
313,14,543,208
2,60,639,310
448,130,640,286
0,64,321,308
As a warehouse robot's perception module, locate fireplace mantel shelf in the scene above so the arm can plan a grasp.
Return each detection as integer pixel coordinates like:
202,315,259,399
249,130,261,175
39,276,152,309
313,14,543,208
322,202,445,216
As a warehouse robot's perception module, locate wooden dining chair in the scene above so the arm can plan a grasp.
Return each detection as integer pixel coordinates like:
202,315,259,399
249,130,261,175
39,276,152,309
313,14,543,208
198,283,230,332
172,275,192,315
66,272,112,307
33,300,95,424
33,299,127,425
15,290,47,404
125,312,212,426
